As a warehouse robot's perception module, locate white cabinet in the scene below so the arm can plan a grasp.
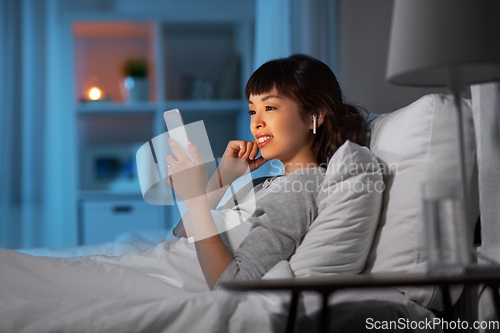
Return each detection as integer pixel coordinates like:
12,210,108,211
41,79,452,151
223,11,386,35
81,199,165,245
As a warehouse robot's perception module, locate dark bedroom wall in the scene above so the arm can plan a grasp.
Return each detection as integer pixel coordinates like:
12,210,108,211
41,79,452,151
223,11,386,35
337,0,448,114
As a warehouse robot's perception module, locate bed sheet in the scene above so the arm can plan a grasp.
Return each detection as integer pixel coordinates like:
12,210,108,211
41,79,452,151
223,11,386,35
5,209,440,333
1,235,295,333
16,229,174,258
1,241,441,333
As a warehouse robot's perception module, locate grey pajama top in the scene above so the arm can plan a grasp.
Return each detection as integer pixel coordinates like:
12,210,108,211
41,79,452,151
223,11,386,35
214,167,326,289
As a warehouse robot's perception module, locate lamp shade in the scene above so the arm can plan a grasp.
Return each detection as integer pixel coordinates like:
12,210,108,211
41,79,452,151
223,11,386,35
386,0,500,87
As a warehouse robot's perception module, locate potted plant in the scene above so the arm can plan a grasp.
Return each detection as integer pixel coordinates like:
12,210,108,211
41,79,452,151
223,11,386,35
122,58,150,102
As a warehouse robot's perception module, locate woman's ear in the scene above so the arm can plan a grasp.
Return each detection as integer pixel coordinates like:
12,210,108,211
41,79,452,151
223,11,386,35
311,109,326,130
317,110,326,127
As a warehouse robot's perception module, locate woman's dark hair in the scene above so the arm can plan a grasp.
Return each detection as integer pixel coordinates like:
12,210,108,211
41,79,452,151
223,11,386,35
245,54,367,166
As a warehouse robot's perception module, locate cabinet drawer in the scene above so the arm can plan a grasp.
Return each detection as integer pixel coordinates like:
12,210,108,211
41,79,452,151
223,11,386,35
81,200,164,245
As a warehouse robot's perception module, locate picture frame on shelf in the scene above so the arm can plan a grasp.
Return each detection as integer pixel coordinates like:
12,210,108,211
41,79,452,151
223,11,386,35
81,144,143,194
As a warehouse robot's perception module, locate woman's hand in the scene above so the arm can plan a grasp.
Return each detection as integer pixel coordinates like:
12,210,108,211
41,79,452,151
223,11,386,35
166,139,208,202
224,140,267,171
217,140,268,186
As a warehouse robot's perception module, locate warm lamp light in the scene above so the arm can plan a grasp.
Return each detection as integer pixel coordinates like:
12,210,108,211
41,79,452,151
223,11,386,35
88,87,102,100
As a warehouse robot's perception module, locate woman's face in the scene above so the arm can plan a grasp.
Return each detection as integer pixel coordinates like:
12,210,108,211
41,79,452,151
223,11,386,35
248,88,316,167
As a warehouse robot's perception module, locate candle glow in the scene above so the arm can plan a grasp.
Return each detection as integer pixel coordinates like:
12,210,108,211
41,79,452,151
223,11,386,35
88,87,102,100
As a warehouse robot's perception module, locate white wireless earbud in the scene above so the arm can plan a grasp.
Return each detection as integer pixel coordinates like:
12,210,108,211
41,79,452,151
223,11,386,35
313,114,317,134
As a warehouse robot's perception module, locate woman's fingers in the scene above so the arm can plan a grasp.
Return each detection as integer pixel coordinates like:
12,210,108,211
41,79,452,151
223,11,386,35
249,142,260,160
239,141,255,161
165,140,209,200
225,140,261,160
166,154,178,167
225,139,261,162
245,141,254,160
165,156,176,186
167,138,183,159
237,141,247,158
165,162,174,188
187,141,204,165
166,173,173,188
224,140,241,159
168,138,191,161
239,142,249,159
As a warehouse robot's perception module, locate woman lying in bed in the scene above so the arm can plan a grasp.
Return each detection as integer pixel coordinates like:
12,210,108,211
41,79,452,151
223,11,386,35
165,54,367,290
0,54,369,332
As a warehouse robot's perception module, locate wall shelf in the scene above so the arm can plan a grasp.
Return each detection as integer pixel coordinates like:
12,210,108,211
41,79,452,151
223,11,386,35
76,102,157,113
72,18,251,244
161,100,245,113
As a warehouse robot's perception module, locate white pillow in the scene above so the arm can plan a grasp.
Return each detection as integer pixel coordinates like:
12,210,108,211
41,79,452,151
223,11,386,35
289,140,383,276
363,94,479,309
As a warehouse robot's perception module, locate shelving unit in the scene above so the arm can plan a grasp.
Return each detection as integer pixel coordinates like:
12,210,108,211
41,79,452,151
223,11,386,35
73,19,251,244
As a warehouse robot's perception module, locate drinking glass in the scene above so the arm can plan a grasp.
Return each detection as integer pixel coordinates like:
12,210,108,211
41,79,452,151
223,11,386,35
422,180,468,275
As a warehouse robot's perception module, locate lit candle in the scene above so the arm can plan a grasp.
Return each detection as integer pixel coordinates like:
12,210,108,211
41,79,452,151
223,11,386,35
88,87,102,100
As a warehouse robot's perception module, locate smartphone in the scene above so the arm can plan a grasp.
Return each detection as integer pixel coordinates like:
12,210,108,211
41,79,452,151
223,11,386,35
163,108,193,161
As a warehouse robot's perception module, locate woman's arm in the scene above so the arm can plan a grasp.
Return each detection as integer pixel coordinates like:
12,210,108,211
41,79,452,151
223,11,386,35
183,195,233,289
204,168,231,210
166,139,234,288
166,139,268,288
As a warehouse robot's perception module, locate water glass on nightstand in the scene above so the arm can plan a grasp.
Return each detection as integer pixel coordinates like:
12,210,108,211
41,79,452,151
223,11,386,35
422,180,468,276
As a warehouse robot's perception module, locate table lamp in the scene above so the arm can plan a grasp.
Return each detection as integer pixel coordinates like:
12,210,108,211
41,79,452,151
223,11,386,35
386,0,500,273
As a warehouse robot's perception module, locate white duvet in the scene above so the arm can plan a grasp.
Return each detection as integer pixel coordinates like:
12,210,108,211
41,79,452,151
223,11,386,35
0,200,439,333
0,239,295,333
0,206,294,333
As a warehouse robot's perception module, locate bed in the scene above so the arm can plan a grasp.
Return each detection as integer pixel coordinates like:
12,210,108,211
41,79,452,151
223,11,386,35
0,93,480,332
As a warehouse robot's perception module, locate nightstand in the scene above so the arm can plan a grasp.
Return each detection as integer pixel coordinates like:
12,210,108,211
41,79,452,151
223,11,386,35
222,272,500,333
